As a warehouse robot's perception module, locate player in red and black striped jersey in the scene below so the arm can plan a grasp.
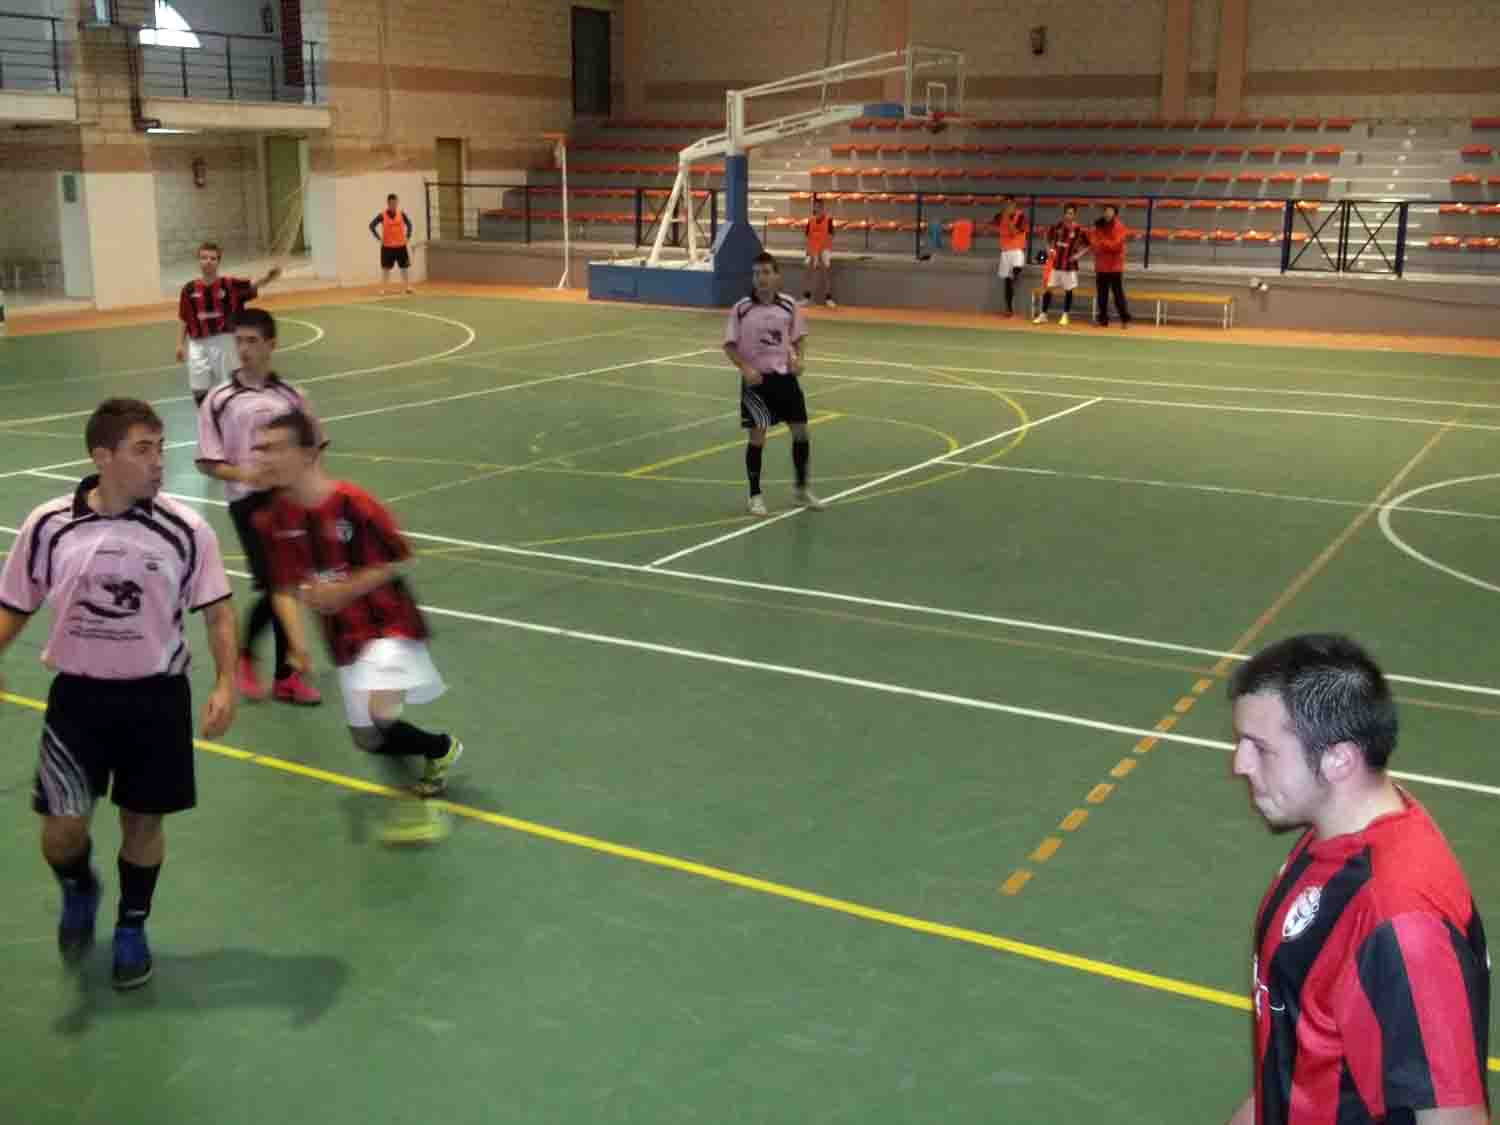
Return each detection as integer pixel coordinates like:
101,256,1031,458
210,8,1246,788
253,410,463,845
1226,635,1490,1125
1031,203,1092,326
175,241,281,406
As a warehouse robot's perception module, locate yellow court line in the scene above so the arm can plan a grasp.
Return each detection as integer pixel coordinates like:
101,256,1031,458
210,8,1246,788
624,411,844,478
1,687,1495,1073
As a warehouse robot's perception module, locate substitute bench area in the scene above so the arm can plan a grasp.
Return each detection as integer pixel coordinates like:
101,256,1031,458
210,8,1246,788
1030,287,1236,327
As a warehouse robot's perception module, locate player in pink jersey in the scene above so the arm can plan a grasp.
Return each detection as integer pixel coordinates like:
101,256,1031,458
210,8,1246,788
723,252,824,516
0,399,237,990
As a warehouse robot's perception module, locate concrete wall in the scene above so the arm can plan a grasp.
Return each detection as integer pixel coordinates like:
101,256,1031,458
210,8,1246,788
150,132,265,267
0,171,63,264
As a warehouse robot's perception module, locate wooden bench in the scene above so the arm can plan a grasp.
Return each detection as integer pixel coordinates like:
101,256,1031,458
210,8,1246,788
1029,287,1236,328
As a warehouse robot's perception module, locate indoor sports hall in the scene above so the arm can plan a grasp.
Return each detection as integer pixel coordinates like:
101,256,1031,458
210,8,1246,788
2,0,1498,1122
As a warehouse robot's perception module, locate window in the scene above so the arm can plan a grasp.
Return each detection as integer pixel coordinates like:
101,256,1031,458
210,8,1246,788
139,1,200,48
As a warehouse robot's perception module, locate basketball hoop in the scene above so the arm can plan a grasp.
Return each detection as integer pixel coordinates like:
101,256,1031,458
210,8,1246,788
542,131,570,289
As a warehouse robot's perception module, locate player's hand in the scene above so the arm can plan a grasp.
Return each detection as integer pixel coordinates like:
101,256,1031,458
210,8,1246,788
742,369,765,387
289,647,315,677
298,581,348,616
175,344,185,363
202,681,235,738
266,266,282,282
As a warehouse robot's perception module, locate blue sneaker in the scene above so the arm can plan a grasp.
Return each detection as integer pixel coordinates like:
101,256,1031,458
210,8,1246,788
111,926,153,990
58,877,100,964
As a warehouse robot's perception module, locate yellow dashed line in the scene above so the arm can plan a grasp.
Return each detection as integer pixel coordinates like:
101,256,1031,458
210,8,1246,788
1133,737,1157,754
1059,809,1088,832
1030,837,1062,863
1155,716,1178,732
1193,677,1215,695
1172,696,1196,714
1110,759,1137,779
1085,783,1115,804
1000,870,1032,896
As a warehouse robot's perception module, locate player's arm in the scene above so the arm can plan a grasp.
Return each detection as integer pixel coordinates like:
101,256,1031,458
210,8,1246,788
252,265,282,289
199,597,237,738
176,290,192,362
1224,1095,1253,1125
403,212,414,241
369,213,382,240
788,305,808,375
0,605,30,697
723,310,762,386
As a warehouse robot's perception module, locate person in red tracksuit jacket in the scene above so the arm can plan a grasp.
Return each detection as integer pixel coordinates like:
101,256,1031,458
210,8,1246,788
1090,203,1132,329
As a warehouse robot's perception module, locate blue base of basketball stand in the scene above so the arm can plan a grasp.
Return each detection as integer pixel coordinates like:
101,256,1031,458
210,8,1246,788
589,154,761,308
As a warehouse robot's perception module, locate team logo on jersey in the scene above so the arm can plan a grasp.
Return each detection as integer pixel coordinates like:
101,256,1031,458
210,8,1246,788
1282,885,1322,940
761,328,784,347
79,577,144,619
334,519,354,543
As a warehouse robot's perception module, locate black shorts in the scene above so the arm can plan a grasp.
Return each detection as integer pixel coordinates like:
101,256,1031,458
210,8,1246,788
33,674,195,817
740,374,809,430
380,246,411,270
228,490,275,592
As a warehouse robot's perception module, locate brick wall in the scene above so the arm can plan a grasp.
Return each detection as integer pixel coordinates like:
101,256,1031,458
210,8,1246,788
150,134,264,266
0,171,62,266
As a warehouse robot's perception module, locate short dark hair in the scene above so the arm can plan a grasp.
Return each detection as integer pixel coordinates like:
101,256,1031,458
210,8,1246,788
387,193,398,202
262,409,320,450
752,251,780,272
86,398,162,455
235,307,277,340
198,241,222,258
1228,634,1399,773
1063,201,1078,213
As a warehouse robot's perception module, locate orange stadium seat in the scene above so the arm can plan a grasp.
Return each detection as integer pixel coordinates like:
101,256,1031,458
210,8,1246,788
1236,172,1265,184
1465,237,1500,250
830,143,854,156
1082,170,1108,182
1472,116,1500,129
843,218,872,231
1224,200,1253,211
1281,145,1310,157
1143,171,1170,182
1157,199,1187,210
1491,177,1500,186
1051,169,1078,181
1325,117,1355,130
1149,227,1176,240
1230,118,1262,129
1110,171,1140,181
858,166,886,178
1189,200,1220,211
1303,173,1332,185
1242,230,1277,243
931,143,959,155
981,144,1011,155
1170,170,1201,181
1293,117,1321,130
1155,144,1184,156
1170,119,1199,130
1188,145,1215,157
958,144,982,155
850,118,874,130
1172,228,1207,241
1249,145,1278,158
1314,145,1344,157
1204,172,1233,183
874,119,900,131
854,143,879,156
1261,117,1292,129
1097,144,1124,156
969,169,995,180
1478,204,1500,216
809,166,836,177
1461,145,1493,157
892,193,918,204
878,143,904,155
1429,235,1462,249
1253,200,1284,211
906,143,931,155
1268,172,1299,184
1067,144,1095,156
938,168,967,180
1452,173,1481,185
1211,229,1242,242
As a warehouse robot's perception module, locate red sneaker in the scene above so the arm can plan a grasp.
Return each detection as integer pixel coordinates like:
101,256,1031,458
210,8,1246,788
236,654,267,701
273,671,323,706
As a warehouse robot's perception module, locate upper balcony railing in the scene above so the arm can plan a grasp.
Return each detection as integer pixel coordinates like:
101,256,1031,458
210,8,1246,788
135,27,322,105
0,11,67,92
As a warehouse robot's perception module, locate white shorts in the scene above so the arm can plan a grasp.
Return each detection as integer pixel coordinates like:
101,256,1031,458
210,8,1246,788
999,249,1026,274
805,249,832,268
1049,270,1079,292
338,637,447,728
186,333,236,393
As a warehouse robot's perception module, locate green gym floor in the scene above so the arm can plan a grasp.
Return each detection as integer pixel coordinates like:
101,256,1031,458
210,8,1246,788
1,293,1498,1123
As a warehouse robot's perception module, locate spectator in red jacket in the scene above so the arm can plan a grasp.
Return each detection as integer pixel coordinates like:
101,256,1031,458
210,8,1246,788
1091,203,1132,329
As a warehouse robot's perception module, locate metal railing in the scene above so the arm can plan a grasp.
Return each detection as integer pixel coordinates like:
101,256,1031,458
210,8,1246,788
426,181,1500,279
0,11,66,91
136,28,321,104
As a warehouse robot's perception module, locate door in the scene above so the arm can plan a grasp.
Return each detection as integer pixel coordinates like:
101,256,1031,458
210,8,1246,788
571,6,611,117
435,137,464,241
265,135,305,255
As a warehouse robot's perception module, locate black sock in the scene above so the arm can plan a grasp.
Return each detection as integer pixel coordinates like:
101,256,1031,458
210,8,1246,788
1064,291,1074,313
1042,291,1052,312
792,439,810,488
1004,276,1014,311
803,290,811,301
746,444,764,496
373,720,450,760
50,838,97,895
271,611,292,681
117,857,160,929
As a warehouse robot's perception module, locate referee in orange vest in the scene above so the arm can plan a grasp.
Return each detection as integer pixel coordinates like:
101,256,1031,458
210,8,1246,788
802,197,836,309
369,193,414,296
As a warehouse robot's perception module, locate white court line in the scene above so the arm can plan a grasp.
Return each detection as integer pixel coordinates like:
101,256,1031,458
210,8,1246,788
0,307,469,429
660,361,1500,434
15,477,1500,705
0,317,327,398
318,348,715,425
434,326,644,366
940,461,1500,522
815,352,1500,414
1378,474,1500,596
3,522,1486,800
646,397,1103,569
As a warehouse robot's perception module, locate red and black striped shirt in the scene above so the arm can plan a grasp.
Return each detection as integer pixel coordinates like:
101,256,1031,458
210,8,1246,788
1044,221,1090,271
1250,793,1490,1124
178,276,257,340
257,481,428,667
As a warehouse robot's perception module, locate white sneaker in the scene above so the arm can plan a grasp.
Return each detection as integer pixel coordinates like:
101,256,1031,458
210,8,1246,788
794,487,826,511
1059,313,1071,326
1032,313,1047,324
748,495,768,516
824,298,837,309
